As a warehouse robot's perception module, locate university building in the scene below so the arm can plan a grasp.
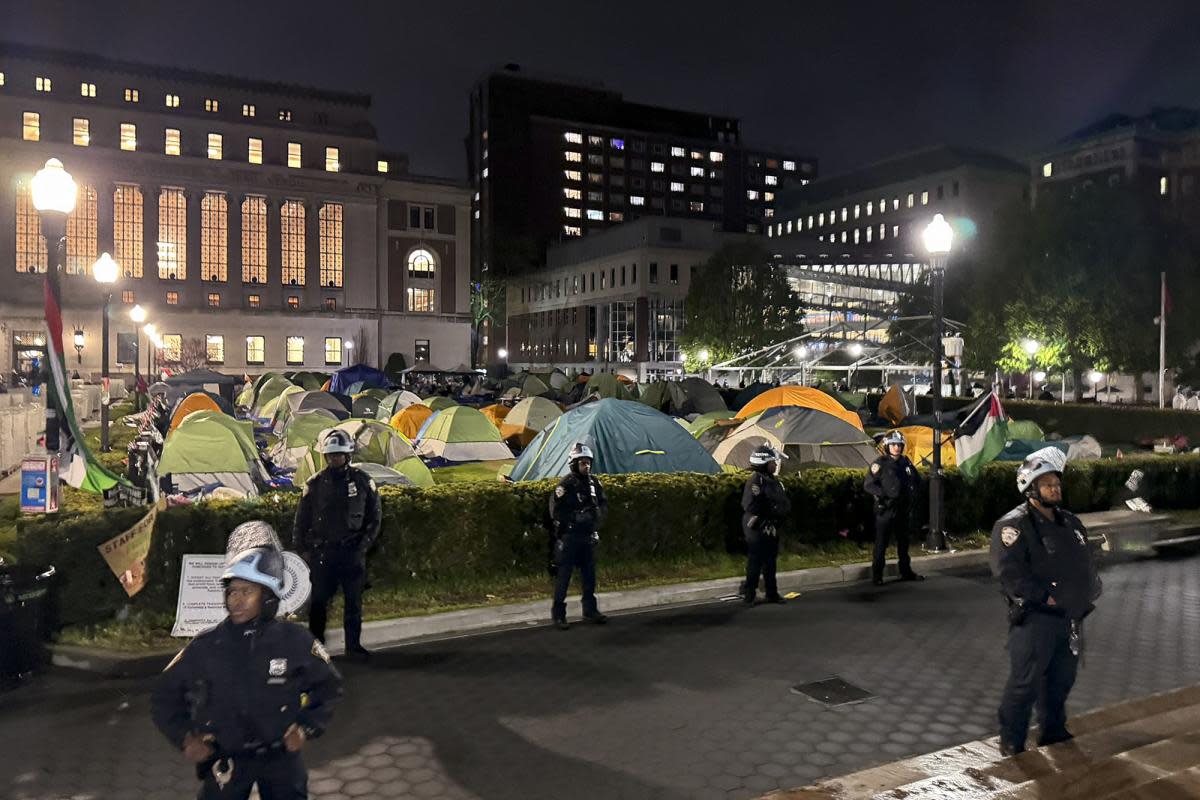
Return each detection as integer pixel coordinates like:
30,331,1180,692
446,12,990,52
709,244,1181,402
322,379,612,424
0,42,471,383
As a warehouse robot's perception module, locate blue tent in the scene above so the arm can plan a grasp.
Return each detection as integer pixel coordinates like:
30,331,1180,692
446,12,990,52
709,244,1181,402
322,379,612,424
510,399,721,481
329,364,390,395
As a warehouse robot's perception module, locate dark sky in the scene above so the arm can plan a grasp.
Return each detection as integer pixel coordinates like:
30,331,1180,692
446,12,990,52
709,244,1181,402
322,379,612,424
5,0,1200,179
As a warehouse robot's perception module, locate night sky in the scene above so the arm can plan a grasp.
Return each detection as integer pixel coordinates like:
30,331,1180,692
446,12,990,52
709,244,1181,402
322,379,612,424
5,0,1200,179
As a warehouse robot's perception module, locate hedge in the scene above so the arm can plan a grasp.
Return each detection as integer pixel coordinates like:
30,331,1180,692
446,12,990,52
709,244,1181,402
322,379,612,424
16,454,1200,628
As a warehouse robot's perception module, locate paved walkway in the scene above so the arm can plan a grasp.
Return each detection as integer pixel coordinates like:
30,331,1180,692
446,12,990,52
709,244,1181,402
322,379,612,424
3,554,1200,799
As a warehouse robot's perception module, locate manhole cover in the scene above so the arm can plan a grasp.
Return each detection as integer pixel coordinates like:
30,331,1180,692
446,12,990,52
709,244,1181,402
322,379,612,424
791,677,874,706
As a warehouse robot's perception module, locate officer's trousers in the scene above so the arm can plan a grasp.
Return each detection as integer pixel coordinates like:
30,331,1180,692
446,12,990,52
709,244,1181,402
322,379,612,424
743,527,780,600
196,752,306,799
309,546,365,649
998,612,1078,750
872,507,914,582
552,535,599,621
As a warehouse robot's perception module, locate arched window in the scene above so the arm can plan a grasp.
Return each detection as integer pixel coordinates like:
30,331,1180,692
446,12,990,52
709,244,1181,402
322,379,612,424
407,248,436,278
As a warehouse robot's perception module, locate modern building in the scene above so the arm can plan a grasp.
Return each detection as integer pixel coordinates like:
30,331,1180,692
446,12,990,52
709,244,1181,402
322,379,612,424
467,64,816,363
0,42,471,384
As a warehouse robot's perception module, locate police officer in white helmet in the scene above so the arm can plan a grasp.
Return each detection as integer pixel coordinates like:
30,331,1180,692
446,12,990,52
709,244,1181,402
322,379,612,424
548,443,609,630
740,444,792,605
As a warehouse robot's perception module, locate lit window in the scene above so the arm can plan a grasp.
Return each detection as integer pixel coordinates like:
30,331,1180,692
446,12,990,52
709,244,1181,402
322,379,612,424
207,133,223,160
786,220,793,233
165,128,180,156
879,223,886,240
325,146,340,172
248,295,261,308
783,160,796,171
564,206,582,218
242,103,255,117
22,111,39,141
241,196,267,284
0,73,5,86
278,109,292,122
866,227,873,242
588,172,602,184
564,151,582,163
586,209,603,221
158,188,187,280
120,123,136,151
114,185,144,277
644,162,663,174
563,169,582,182
165,93,179,108
690,166,704,177
324,337,342,365
765,175,778,186
287,142,301,168
818,212,825,226
841,207,848,222
866,203,873,217
893,224,900,237
80,82,96,98
807,215,813,228
162,334,182,363
763,208,773,218
207,293,220,307
481,166,489,178
65,185,98,274
690,150,704,161
610,138,625,150
15,184,47,273
166,291,179,305
689,201,704,212
204,98,218,112
287,296,300,309
670,182,684,193
286,336,304,365
1160,176,1169,196
921,190,929,205
747,190,759,200
854,229,860,243
124,88,139,103
854,204,860,219
709,151,724,162
840,231,847,243
248,137,263,164
630,195,645,206
671,146,686,157
564,187,582,200
588,135,603,147
35,76,51,92
406,287,436,312
377,160,389,173
893,197,900,210
201,192,228,281
73,118,89,146
121,291,135,304
281,200,306,285
564,131,583,144
609,212,624,222
1042,162,1053,178
246,336,265,364
906,193,914,208
764,192,774,202
206,335,224,363
319,203,343,288
563,224,582,236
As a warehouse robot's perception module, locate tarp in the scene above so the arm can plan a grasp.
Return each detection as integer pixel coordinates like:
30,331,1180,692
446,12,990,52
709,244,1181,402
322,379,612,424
893,425,956,468
415,406,513,462
423,396,458,412
390,403,434,440
510,399,721,481
168,392,223,433
500,396,563,448
735,386,864,431
714,407,878,471
585,372,633,401
878,384,916,425
376,390,422,421
997,435,1100,463
480,403,511,427
159,410,265,495
329,364,390,395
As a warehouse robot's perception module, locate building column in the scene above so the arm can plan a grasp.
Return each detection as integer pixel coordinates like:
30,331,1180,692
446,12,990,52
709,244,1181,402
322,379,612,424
98,183,116,258
185,190,204,307
635,296,649,363
228,192,242,291
304,199,322,308
265,197,283,309
143,185,159,286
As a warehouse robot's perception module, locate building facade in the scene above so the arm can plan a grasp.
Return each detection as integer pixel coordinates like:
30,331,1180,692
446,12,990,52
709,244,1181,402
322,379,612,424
0,42,471,383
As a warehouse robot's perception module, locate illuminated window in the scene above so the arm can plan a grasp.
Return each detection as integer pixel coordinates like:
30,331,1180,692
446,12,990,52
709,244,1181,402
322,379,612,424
650,162,665,173
325,146,340,172
242,104,255,117
157,188,187,280
246,336,265,364
206,335,224,364
854,229,860,243
80,82,95,98
120,123,136,151
747,190,759,200
204,98,218,112
807,215,813,228
564,207,582,218
319,203,343,288
0,73,5,86
278,109,292,122
764,192,774,202
610,138,625,150
564,131,583,144
630,195,645,206
165,128,180,156
893,197,900,210
709,151,724,162
377,160,389,173
893,224,900,238
866,226,873,242
162,334,182,363
247,295,261,308
166,291,179,305
1042,162,1053,178
586,209,603,221
841,207,848,222
248,137,262,164
906,193,914,208
690,166,704,177
1160,176,1169,196
165,93,179,108
121,291,135,304
840,231,847,243
324,337,342,365
113,185,143,277
564,151,582,163
22,111,39,141
287,295,300,309
286,336,304,365
783,160,796,171
72,117,89,146
670,182,684,193
879,223,886,240
588,135,603,147
854,204,860,219
201,193,227,281
237,196,267,284
921,190,929,205
609,212,624,222
564,187,582,200
866,203,873,217
207,133,223,160
671,146,686,157
281,201,306,285
287,142,301,168
15,184,47,273
407,248,435,278
818,212,825,226
765,175,778,186
35,76,51,92
689,201,704,212
482,166,489,178
124,88,139,103
588,172,602,184
65,185,97,274
406,287,435,312
207,293,220,307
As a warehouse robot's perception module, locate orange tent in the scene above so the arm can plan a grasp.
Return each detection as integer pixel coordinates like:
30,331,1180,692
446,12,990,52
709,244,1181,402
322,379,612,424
168,392,223,433
389,403,434,440
480,404,511,427
735,386,864,431
321,378,332,391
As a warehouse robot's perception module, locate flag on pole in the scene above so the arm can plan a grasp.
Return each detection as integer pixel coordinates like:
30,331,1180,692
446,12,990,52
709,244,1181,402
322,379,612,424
954,391,1009,482
43,274,124,493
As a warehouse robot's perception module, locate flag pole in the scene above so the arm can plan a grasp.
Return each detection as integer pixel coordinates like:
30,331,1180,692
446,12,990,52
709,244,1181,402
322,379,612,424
1159,271,1166,409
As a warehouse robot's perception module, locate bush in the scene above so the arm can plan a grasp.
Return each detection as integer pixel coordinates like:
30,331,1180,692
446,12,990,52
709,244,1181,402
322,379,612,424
16,455,1200,628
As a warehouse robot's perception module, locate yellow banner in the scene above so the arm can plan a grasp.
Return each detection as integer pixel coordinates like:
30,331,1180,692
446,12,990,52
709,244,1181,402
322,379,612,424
97,505,157,597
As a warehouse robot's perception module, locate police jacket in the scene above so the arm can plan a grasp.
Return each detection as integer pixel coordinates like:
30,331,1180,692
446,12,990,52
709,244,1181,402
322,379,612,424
863,455,920,509
742,470,791,530
550,471,608,538
990,502,1102,621
151,616,342,755
292,465,381,553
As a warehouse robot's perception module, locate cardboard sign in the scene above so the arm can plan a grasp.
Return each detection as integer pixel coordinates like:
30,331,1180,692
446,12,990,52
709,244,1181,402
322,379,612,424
170,552,311,638
97,505,156,597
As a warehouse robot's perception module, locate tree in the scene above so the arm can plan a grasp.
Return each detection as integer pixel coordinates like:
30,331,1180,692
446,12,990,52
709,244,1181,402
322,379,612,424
470,276,506,367
678,242,806,372
350,326,369,366
163,336,208,373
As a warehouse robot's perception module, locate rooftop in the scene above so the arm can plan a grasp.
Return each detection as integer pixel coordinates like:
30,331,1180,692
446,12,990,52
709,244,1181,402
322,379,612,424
1060,106,1200,144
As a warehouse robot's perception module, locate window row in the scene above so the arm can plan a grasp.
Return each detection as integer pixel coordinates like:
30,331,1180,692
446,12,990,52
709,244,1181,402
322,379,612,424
769,222,904,244
15,184,343,287
768,182,960,239
130,333,347,367
520,261,682,304
562,151,726,181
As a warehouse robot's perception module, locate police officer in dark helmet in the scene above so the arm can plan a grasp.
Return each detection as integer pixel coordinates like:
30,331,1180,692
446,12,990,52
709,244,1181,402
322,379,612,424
152,522,342,799
549,443,609,630
993,447,1101,756
863,431,923,586
293,428,382,661
741,444,791,605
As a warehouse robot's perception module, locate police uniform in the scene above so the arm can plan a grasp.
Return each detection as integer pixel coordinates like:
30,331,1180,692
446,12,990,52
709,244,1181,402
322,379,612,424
863,453,921,583
151,616,342,799
741,470,791,602
992,501,1101,752
292,465,381,651
549,470,608,623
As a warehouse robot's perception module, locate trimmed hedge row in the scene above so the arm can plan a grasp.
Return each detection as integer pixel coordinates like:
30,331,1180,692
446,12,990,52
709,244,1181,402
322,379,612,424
913,396,1200,442
17,454,1200,628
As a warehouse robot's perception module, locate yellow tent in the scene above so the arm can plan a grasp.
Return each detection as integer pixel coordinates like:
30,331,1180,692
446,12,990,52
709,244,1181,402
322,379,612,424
893,425,956,468
480,404,511,427
169,392,223,433
499,396,563,448
878,384,915,426
736,386,864,431
389,403,434,440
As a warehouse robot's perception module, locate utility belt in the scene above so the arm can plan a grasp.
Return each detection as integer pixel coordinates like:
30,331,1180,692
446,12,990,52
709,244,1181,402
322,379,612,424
197,738,289,787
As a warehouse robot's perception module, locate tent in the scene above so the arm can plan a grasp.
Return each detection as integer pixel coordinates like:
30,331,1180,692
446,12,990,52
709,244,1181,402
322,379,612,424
713,407,878,471
289,371,326,391
389,403,434,440
1007,419,1045,441
640,378,725,416
269,408,342,469
878,384,917,425
515,373,552,398
268,385,306,433
687,410,737,438
510,399,721,481
289,390,351,417
353,462,416,487
891,425,956,468
415,406,513,462
546,369,570,390
997,434,1101,464
295,418,433,486
159,410,266,496
423,395,458,412
252,375,296,419
351,392,383,419
499,396,564,448
376,390,423,421
735,386,864,431
733,382,773,410
329,364,390,395
586,372,633,401
480,403,511,428
168,392,225,433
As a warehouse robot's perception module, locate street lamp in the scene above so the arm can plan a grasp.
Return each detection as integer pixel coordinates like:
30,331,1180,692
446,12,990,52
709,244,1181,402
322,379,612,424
698,349,709,363
93,253,119,451
31,158,77,453
497,347,508,360
1089,369,1104,401
922,213,953,553
1022,339,1040,398
848,342,863,358
73,330,85,363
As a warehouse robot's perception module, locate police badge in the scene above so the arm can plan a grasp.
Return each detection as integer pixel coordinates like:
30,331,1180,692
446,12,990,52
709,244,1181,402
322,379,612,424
1001,526,1020,547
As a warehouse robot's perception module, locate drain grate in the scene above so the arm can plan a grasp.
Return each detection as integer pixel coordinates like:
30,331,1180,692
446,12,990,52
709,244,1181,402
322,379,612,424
791,676,874,706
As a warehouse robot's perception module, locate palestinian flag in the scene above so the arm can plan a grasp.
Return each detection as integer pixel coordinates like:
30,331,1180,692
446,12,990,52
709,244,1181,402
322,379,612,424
43,274,124,493
954,391,1008,483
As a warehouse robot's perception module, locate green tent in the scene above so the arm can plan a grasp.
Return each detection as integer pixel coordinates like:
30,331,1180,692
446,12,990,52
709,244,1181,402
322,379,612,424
269,408,340,469
511,399,720,481
253,375,296,419
586,372,632,400
1006,419,1045,441
687,410,737,437
423,395,458,412
294,419,433,486
159,410,266,495
291,372,326,391
376,390,422,421
269,385,306,433
639,378,725,416
415,406,513,462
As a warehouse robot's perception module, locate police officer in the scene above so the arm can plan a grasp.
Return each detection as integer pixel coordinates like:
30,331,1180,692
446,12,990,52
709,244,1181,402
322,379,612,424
549,443,609,630
864,431,923,586
292,429,382,661
741,444,791,605
992,447,1101,755
151,523,342,799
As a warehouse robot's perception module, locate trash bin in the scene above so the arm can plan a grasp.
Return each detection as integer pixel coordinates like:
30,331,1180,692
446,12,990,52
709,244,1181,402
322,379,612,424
0,562,56,686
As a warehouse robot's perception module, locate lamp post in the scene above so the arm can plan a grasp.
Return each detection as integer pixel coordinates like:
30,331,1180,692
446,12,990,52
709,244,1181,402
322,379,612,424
923,213,953,552
1089,370,1103,402
93,253,119,451
344,338,355,365
31,158,78,453
129,304,146,399
1022,339,1040,399
73,330,85,364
